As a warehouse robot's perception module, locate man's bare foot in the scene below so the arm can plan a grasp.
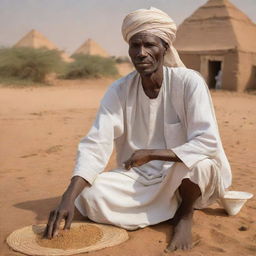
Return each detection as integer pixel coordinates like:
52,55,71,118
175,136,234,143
166,212,193,252
165,179,201,252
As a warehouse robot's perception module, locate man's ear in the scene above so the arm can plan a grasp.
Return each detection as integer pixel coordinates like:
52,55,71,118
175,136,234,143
163,45,169,58
160,39,169,55
164,45,168,55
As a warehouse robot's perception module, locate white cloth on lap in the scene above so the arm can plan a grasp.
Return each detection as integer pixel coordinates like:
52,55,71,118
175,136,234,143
75,158,221,230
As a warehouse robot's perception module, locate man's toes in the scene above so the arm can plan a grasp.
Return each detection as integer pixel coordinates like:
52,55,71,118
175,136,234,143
161,249,171,256
178,241,193,251
181,244,190,250
166,241,193,252
188,243,193,250
165,243,177,252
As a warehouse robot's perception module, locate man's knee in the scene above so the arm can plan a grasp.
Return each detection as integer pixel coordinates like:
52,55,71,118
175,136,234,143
192,158,215,171
191,158,217,182
172,158,215,180
179,178,201,199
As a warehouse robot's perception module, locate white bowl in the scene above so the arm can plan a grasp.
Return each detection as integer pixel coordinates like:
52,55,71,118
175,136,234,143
220,191,253,216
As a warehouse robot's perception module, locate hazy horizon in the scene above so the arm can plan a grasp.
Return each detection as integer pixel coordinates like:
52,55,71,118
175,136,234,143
1,0,256,56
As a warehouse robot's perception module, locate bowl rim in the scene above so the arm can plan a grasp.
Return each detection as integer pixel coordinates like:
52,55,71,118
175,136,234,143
222,191,253,200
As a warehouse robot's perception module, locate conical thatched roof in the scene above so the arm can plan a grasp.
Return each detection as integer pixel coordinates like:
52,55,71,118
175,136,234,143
174,0,256,53
73,38,109,57
13,29,73,62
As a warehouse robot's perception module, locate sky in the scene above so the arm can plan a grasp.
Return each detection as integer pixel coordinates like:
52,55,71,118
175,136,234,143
0,0,256,56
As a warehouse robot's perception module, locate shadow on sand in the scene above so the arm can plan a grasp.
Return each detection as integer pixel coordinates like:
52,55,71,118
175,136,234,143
14,196,61,221
14,196,86,222
200,207,227,217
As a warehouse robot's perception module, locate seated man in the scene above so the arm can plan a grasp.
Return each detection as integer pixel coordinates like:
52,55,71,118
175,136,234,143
44,7,232,251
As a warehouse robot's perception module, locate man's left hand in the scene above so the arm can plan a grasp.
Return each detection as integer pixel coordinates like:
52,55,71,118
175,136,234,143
124,149,153,170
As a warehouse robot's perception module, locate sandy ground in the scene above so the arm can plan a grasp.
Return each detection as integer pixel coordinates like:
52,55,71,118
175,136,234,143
0,74,256,256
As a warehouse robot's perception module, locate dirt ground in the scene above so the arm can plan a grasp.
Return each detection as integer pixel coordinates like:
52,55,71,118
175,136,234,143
0,75,255,256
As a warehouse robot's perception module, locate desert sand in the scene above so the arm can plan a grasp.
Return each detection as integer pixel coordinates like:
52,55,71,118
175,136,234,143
0,74,255,256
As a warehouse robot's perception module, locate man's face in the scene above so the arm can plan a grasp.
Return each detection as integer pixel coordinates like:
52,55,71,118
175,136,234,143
128,32,167,76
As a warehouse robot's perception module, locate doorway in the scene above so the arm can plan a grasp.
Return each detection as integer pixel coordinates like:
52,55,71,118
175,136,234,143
208,61,222,89
247,66,256,91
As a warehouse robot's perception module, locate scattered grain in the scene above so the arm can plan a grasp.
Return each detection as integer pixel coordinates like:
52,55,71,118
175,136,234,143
37,224,103,250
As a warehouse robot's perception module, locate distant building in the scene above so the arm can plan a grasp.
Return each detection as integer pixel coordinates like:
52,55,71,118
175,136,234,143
174,0,256,91
13,29,73,62
73,38,110,58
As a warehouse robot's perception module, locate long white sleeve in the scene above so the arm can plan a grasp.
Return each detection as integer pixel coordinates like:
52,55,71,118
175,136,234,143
171,71,218,169
72,85,124,184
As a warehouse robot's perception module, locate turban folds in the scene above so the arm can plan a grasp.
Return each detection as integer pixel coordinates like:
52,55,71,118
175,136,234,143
122,7,185,68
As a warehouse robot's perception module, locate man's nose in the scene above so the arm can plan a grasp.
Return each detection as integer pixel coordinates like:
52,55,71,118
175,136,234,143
137,46,147,58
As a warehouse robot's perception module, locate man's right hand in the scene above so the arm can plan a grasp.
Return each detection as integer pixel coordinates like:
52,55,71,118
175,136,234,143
44,193,75,239
44,176,89,239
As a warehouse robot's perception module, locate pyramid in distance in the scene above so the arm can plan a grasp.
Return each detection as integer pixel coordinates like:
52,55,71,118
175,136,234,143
13,29,72,62
73,38,109,57
14,29,58,50
174,0,256,53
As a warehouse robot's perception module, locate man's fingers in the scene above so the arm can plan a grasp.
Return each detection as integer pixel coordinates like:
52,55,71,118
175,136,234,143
43,212,53,237
124,158,143,170
43,224,49,237
126,161,133,170
124,153,136,170
52,211,65,237
46,211,57,239
125,163,131,170
124,159,132,170
64,212,74,230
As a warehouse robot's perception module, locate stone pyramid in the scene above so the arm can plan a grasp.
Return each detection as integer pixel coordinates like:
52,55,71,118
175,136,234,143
174,0,256,53
14,29,57,49
14,29,72,62
73,38,109,57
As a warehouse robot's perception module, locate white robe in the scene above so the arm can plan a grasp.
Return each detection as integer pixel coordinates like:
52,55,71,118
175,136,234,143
73,67,232,230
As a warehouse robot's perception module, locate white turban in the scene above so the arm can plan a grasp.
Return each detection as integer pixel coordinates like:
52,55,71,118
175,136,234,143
122,7,185,68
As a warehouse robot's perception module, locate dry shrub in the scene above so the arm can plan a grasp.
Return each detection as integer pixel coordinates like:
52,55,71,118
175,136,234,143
64,54,119,79
0,47,64,83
